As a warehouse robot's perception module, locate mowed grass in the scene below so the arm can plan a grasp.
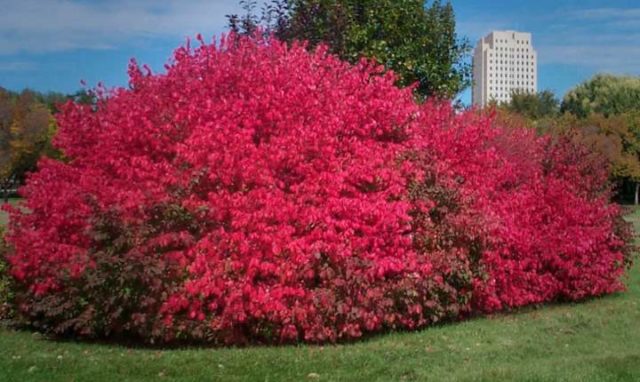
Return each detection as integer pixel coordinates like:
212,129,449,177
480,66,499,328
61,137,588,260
0,209,639,381
0,198,20,227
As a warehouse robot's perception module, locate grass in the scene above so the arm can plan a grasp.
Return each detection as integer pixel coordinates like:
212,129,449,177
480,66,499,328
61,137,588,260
0,209,639,381
0,198,20,227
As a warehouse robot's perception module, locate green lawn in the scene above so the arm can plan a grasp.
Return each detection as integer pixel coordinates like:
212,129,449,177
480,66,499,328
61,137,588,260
0,198,20,227
0,210,639,381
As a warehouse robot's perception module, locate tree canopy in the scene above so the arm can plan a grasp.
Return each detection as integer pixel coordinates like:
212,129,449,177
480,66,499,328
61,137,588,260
227,0,471,99
492,80,640,203
561,74,640,118
0,88,58,183
503,89,559,120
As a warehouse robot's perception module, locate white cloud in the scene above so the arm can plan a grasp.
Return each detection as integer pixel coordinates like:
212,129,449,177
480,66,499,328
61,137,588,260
533,8,640,74
456,6,640,75
538,44,640,74
568,7,640,21
2,2,639,76
458,7,638,75
0,61,37,72
563,7,640,33
0,0,263,54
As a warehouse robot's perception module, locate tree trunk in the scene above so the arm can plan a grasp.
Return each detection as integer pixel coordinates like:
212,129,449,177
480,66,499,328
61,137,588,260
635,182,639,205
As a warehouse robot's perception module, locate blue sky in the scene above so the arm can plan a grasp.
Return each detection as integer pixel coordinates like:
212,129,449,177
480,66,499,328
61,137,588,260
0,0,638,105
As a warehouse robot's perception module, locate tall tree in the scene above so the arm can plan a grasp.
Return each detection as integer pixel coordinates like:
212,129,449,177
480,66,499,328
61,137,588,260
0,88,58,195
0,90,13,183
547,112,640,204
561,74,640,118
503,89,559,120
228,0,471,99
558,74,640,203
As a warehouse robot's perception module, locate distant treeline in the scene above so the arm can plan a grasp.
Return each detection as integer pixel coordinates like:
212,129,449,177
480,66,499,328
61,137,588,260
0,87,94,194
496,74,640,204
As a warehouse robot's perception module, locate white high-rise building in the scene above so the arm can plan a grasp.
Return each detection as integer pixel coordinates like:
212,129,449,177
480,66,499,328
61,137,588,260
472,30,537,107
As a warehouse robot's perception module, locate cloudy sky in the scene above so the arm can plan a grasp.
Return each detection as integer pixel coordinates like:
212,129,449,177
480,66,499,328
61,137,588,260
0,0,639,105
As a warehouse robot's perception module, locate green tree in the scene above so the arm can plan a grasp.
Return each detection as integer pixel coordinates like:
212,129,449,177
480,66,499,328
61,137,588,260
559,74,640,203
561,74,640,118
547,112,640,204
0,88,58,194
0,87,91,196
503,89,559,120
0,90,13,183
228,0,471,99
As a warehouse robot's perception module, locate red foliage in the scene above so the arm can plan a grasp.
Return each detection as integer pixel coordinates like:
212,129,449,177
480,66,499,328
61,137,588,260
2,34,633,344
412,113,632,312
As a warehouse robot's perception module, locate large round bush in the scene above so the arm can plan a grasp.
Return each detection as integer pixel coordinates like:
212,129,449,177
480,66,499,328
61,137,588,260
3,34,633,344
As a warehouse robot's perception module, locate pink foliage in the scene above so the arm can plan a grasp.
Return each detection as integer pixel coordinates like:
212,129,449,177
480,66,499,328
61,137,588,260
2,34,633,344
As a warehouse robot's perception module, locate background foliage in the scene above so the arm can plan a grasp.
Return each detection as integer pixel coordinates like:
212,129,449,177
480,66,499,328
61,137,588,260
228,0,471,99
561,74,640,118
501,89,559,121
0,89,60,184
499,74,640,204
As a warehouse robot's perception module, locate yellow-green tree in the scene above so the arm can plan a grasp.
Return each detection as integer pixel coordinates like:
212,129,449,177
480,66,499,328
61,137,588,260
561,74,640,118
0,89,57,197
547,112,640,203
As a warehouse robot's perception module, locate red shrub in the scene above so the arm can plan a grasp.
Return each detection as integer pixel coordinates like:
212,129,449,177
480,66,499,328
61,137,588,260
2,34,633,344
412,115,632,311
